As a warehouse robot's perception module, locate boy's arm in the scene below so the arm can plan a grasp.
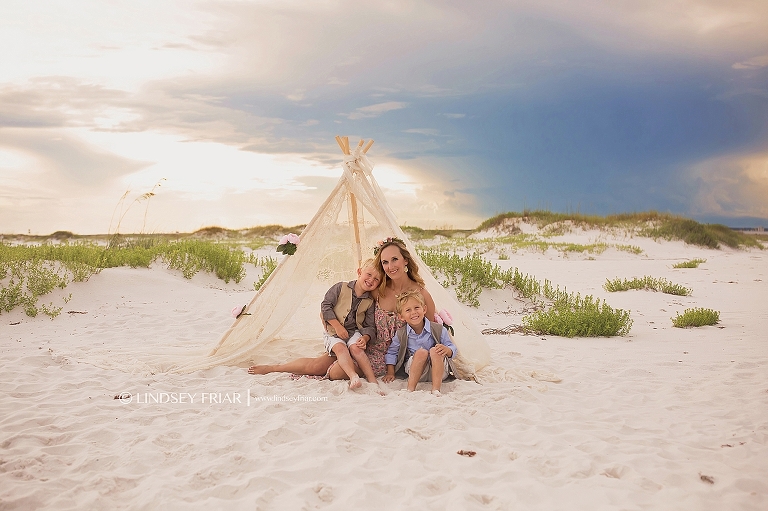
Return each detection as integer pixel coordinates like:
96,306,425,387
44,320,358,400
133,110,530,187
385,334,400,365
320,282,343,321
382,364,396,383
359,301,376,343
439,328,456,358
326,318,349,340
321,282,349,338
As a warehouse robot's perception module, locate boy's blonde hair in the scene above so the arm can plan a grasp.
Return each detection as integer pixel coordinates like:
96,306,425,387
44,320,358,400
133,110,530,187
395,290,425,314
360,258,382,278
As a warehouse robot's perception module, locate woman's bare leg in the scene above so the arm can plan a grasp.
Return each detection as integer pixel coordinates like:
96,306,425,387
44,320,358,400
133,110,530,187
327,360,365,380
248,355,334,376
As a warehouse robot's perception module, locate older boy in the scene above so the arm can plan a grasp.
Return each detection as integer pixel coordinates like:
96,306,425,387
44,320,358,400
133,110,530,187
383,290,457,394
248,260,381,388
320,260,380,389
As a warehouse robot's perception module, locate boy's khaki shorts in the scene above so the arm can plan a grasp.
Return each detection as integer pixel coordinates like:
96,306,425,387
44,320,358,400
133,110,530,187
323,331,363,356
404,355,450,382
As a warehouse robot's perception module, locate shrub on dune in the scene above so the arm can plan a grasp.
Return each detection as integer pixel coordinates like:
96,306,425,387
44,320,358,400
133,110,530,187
672,308,720,328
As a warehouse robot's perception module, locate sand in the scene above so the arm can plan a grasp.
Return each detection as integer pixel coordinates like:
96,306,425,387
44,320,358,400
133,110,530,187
1,230,767,510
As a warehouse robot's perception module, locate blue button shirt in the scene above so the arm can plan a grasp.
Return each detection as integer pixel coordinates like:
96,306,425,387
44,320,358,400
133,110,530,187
385,319,457,366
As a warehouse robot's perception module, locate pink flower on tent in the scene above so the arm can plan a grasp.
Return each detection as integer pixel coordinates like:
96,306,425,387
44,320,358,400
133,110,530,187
279,233,300,245
437,309,454,335
231,305,249,319
277,233,300,255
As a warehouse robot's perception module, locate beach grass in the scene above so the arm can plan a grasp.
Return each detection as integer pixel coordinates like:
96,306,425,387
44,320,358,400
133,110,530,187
419,248,633,336
0,240,258,317
422,234,632,258
418,249,515,307
477,210,761,249
1,210,759,322
603,276,692,296
251,255,277,291
672,308,720,328
522,293,634,337
672,258,706,269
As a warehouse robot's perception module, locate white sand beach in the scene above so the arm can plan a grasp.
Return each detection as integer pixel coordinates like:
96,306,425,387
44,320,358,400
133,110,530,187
1,229,767,510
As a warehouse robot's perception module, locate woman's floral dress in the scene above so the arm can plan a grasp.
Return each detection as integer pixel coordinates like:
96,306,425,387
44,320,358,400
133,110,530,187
367,305,405,377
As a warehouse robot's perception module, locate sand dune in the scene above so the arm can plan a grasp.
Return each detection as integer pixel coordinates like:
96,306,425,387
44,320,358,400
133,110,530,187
1,231,766,510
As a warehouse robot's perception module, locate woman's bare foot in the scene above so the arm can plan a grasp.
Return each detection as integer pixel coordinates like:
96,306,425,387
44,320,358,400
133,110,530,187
349,376,362,389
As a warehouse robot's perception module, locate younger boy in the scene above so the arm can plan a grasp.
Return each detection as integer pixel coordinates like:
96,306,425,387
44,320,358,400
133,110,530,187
382,290,457,395
321,259,381,389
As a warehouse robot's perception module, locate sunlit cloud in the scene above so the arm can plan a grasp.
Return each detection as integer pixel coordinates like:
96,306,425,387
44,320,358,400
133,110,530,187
403,129,440,136
688,150,768,219
733,54,768,70
0,1,226,91
344,102,408,120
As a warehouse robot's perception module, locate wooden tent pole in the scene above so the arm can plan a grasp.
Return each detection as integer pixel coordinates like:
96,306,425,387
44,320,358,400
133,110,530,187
362,139,374,153
350,193,362,268
335,135,347,154
337,135,364,266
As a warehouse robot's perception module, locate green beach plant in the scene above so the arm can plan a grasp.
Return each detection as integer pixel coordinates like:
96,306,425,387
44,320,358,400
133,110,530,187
418,249,515,307
0,258,70,318
522,293,633,337
477,210,761,250
251,255,277,291
0,239,252,317
672,258,706,269
672,308,720,327
603,276,692,296
418,248,632,336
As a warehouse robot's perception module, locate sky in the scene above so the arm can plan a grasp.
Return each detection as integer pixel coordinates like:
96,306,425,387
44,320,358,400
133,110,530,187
1,0,767,235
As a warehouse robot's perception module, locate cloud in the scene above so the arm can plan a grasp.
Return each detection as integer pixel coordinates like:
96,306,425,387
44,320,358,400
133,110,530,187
442,113,465,119
687,150,768,219
733,54,768,70
403,129,439,136
284,91,306,101
0,78,129,129
343,101,408,120
0,127,149,188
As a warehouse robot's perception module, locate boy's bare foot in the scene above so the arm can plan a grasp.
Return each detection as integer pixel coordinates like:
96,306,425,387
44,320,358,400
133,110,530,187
349,376,362,389
376,381,390,396
431,389,442,397
248,365,269,375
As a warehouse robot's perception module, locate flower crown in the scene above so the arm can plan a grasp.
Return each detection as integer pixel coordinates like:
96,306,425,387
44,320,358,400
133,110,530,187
373,236,405,255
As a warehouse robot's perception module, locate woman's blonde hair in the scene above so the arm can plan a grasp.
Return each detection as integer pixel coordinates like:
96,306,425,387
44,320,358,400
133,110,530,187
373,238,425,292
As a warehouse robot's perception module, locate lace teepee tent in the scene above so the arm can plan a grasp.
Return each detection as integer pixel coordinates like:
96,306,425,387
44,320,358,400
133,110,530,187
178,136,491,376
